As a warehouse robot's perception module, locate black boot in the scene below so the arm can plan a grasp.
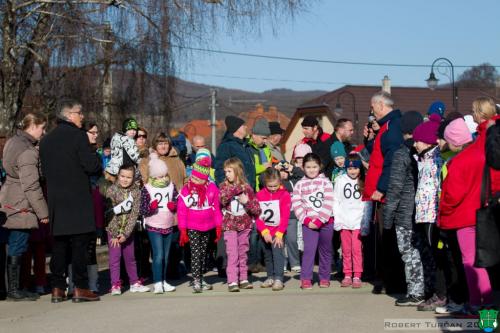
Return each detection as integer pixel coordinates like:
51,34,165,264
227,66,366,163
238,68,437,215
7,256,38,301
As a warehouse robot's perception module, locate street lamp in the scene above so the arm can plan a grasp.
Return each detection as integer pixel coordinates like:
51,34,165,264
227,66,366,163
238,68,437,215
426,57,458,111
333,90,358,142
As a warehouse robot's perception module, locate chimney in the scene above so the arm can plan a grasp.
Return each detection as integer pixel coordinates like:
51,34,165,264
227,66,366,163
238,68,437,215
382,75,391,94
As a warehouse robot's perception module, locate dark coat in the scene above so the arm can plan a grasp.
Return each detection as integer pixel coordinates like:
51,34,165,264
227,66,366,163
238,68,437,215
214,132,256,190
40,120,102,236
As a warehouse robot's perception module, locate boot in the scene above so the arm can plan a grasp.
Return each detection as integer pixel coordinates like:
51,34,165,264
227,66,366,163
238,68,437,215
7,256,38,301
72,288,100,303
67,264,74,296
87,265,99,293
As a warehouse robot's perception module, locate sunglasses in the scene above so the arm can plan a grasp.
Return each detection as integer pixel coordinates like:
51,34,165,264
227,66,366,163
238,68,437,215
137,135,147,139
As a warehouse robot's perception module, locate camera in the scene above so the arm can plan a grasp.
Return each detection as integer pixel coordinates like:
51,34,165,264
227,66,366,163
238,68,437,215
278,160,289,171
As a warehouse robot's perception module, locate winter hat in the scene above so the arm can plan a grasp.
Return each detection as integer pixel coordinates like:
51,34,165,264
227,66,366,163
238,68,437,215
148,153,168,178
269,121,284,135
301,115,319,127
195,148,211,162
463,115,478,134
225,116,245,134
191,156,211,181
413,114,441,144
401,111,424,135
293,143,312,159
330,141,347,159
428,101,446,118
122,118,138,132
252,118,271,136
437,111,463,139
346,158,362,169
444,118,473,147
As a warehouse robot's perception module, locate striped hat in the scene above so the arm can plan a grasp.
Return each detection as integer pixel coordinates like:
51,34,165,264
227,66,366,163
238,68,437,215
192,156,211,181
195,148,211,162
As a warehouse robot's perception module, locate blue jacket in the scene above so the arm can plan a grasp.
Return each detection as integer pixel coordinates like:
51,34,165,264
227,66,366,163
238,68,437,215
377,109,404,194
214,132,256,190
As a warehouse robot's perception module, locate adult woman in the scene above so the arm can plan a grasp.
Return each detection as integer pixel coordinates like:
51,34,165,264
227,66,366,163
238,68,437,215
136,127,149,159
0,113,48,301
439,97,500,315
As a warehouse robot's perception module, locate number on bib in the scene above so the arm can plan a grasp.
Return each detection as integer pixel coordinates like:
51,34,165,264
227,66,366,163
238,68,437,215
343,183,361,199
258,200,280,227
229,198,245,216
307,191,325,212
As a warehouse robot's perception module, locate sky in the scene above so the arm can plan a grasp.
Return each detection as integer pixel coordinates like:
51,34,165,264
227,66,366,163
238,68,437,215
178,0,500,93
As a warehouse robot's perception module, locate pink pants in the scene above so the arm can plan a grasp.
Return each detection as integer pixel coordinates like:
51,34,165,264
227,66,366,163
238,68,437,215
340,229,363,278
224,229,251,284
456,226,492,306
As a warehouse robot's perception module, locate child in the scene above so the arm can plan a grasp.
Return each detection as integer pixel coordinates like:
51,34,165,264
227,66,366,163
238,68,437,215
220,158,261,292
177,156,222,293
105,118,140,178
291,153,334,289
330,141,347,184
383,111,427,307
256,168,291,291
333,155,367,289
105,165,150,295
140,153,178,294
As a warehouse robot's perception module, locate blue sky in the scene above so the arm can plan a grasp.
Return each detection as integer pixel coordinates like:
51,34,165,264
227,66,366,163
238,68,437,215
178,0,500,93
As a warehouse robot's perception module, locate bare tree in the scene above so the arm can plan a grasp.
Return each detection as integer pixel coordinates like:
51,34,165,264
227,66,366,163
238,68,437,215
457,63,498,89
1,0,312,137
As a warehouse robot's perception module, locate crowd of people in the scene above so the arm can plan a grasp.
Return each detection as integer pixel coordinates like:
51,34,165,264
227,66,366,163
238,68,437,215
0,93,498,319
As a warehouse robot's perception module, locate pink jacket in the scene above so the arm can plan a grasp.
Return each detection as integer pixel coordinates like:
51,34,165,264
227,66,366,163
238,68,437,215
291,174,334,228
177,182,222,232
255,187,291,238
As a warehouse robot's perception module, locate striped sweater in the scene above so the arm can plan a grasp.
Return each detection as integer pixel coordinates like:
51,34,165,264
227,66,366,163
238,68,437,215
291,173,334,227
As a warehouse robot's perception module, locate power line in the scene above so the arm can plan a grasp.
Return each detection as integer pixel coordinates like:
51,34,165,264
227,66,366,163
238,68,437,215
171,44,500,69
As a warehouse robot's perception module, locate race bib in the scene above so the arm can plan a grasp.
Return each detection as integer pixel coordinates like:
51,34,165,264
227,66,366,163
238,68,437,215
181,193,210,211
259,200,280,227
113,193,134,215
307,190,325,213
229,198,246,216
149,184,174,213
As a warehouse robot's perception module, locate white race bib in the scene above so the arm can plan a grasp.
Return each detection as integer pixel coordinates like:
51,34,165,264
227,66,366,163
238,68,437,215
259,200,280,227
148,184,174,213
113,193,134,215
229,198,246,216
307,190,325,213
181,193,210,211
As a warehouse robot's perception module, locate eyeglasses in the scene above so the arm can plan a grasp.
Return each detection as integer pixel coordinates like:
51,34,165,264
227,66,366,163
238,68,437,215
70,111,83,117
87,130,99,135
137,135,147,139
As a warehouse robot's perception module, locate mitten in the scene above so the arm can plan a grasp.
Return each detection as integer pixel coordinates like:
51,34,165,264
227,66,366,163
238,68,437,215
167,201,177,212
179,228,189,247
150,200,159,211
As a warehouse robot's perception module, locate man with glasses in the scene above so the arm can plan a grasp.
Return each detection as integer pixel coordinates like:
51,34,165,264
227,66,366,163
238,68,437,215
40,99,102,303
187,135,210,166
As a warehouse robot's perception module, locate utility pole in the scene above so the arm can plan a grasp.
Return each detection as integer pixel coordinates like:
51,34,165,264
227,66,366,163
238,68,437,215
210,88,217,156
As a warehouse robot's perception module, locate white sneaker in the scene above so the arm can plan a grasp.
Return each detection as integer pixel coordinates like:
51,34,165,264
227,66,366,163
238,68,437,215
435,302,464,314
153,282,164,294
162,281,176,292
130,282,150,293
111,285,122,296
291,266,301,273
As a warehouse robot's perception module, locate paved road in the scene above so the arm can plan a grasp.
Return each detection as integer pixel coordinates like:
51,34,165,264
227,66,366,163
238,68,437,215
0,272,497,333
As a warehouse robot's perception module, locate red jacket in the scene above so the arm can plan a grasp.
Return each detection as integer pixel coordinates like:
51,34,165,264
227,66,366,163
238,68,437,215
255,187,291,238
363,122,388,201
439,116,500,230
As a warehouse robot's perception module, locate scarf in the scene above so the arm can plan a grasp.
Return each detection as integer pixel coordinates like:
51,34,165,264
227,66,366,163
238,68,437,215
187,180,208,208
148,177,169,188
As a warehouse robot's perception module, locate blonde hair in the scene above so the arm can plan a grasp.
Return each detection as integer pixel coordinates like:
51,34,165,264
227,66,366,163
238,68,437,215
20,112,46,130
223,158,248,186
472,97,496,122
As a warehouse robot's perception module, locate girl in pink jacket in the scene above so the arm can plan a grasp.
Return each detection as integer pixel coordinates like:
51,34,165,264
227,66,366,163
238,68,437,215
177,156,222,293
256,168,291,291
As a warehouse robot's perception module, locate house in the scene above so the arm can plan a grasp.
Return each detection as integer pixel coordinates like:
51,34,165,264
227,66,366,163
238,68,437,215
238,104,291,130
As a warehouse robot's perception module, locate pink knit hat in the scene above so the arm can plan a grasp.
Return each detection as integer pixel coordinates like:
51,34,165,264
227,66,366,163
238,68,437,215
444,118,472,146
413,114,441,144
149,153,168,178
191,156,211,181
293,143,312,158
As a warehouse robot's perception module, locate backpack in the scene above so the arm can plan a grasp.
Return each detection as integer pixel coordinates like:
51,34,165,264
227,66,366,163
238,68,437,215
486,119,500,170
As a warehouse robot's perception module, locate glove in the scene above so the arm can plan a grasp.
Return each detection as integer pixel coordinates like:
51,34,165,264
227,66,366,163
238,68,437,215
150,200,159,211
179,228,189,247
214,226,222,243
167,201,177,212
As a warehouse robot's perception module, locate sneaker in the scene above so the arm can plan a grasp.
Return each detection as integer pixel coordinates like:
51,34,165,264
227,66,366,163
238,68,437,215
395,295,425,306
417,294,447,311
111,285,122,296
162,281,176,292
450,304,480,319
291,266,301,273
130,282,150,293
371,284,386,295
239,280,253,289
201,279,213,291
261,278,274,288
340,277,352,287
228,282,240,292
272,280,284,291
319,280,330,288
192,280,202,294
35,286,45,295
435,302,464,314
300,280,313,290
352,277,362,288
153,282,163,294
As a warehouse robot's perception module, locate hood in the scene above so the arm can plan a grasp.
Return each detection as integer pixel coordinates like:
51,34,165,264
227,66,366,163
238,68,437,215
17,129,38,145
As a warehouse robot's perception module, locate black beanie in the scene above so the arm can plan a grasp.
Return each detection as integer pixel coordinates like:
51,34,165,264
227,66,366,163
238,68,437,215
401,111,424,135
301,115,319,127
269,121,284,135
225,116,245,134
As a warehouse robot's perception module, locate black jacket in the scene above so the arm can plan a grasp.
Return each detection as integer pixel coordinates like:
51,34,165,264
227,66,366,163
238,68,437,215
40,120,102,236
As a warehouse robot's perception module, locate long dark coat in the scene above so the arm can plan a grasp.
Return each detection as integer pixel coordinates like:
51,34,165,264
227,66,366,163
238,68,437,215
40,120,101,236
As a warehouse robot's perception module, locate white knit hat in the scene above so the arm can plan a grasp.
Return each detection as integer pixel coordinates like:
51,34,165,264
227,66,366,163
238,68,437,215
148,153,168,178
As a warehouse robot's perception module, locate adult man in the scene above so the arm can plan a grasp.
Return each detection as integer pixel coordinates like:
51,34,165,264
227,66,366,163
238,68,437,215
40,99,102,303
215,116,256,189
267,121,285,163
188,135,214,166
300,115,332,175
248,118,272,191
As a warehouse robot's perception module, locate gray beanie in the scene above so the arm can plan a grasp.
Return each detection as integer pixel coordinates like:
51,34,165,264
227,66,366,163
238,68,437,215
252,118,271,136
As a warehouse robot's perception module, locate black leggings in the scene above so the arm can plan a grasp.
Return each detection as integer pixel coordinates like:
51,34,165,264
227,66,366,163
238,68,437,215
188,230,210,282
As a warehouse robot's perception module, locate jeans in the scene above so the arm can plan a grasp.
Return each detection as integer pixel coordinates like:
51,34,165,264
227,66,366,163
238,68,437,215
148,231,173,283
262,237,285,281
7,229,30,256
